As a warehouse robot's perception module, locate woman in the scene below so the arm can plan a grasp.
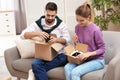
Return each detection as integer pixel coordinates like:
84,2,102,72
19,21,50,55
64,3,105,80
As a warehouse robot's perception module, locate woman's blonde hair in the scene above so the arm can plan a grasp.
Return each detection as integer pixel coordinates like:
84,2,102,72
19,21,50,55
75,3,94,22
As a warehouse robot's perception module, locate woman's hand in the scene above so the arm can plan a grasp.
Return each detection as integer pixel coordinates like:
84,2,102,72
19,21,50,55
73,34,78,44
76,52,90,62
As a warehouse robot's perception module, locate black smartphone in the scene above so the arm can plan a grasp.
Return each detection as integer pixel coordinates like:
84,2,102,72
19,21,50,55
72,52,81,56
45,35,50,42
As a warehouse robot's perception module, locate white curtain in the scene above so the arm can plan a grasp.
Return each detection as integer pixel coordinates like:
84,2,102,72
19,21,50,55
0,0,27,34
14,0,27,34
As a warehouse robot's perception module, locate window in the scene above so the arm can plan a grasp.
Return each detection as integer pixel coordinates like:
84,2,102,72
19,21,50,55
0,0,14,11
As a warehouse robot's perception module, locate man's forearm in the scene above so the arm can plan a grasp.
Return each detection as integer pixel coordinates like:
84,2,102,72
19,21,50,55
24,32,39,39
56,38,67,45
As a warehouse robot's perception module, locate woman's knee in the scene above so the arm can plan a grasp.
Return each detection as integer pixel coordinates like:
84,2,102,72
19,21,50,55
71,68,82,77
64,63,75,73
64,63,70,70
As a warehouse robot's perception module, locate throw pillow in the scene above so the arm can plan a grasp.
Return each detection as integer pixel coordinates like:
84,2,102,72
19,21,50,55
15,39,35,59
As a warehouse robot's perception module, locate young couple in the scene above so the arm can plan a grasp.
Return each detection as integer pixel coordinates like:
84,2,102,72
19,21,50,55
21,2,105,80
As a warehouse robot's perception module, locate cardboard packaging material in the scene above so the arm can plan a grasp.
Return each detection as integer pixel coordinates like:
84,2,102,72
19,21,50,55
35,43,64,61
31,34,64,61
64,43,88,64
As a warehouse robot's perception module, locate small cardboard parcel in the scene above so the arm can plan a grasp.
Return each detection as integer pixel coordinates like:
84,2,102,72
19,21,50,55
31,34,64,61
64,43,88,64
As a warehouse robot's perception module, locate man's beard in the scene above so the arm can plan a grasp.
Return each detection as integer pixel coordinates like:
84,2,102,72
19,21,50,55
46,19,55,24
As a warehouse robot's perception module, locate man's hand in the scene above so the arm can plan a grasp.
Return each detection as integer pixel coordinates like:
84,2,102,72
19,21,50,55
47,34,66,45
48,36,58,44
24,32,49,39
38,32,49,40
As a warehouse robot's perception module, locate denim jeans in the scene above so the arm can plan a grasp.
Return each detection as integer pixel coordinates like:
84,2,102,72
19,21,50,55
64,59,105,80
32,53,67,80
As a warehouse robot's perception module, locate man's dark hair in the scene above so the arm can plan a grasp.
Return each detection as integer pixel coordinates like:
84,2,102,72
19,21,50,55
45,2,57,11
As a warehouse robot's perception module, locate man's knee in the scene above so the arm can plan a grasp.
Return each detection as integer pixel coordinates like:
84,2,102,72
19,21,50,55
58,53,67,61
32,59,43,70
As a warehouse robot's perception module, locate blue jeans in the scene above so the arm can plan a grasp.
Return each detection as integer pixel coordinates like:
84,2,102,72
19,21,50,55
64,59,105,80
32,53,68,80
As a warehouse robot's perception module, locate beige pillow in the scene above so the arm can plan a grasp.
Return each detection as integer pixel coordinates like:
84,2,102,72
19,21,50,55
15,39,35,59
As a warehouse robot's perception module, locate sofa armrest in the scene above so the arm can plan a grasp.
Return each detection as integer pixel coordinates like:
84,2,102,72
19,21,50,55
4,46,21,75
103,52,120,80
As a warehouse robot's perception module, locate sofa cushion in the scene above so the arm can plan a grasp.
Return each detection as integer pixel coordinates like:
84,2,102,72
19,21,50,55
15,40,35,59
102,31,120,64
47,67,65,79
12,59,33,72
81,66,107,80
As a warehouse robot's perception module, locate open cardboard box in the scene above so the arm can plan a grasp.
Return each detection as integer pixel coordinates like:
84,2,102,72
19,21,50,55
31,34,64,61
64,43,88,64
35,43,64,61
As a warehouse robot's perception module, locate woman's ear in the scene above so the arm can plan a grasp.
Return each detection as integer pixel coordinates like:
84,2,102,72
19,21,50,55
88,15,91,21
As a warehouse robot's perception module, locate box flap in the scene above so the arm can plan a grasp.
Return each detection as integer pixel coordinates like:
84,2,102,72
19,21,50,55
31,36,44,42
51,43,64,52
64,44,75,55
75,43,88,53
31,37,46,44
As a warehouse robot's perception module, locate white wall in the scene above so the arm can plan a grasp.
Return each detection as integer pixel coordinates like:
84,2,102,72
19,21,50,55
64,0,87,31
24,0,44,26
24,0,86,31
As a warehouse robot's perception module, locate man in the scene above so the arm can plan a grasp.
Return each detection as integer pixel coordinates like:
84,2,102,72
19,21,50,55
20,2,70,80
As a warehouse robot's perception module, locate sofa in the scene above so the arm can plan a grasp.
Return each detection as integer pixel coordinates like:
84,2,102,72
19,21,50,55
4,31,120,80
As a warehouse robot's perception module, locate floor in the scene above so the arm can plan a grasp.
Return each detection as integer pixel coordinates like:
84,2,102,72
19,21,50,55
0,35,26,80
0,56,15,79
0,56,10,76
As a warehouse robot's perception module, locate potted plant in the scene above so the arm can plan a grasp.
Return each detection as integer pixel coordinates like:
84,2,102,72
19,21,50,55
91,0,120,30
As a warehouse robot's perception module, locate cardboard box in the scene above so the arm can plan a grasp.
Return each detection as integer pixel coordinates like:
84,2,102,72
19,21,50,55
64,43,88,64
31,34,64,61
35,43,63,61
